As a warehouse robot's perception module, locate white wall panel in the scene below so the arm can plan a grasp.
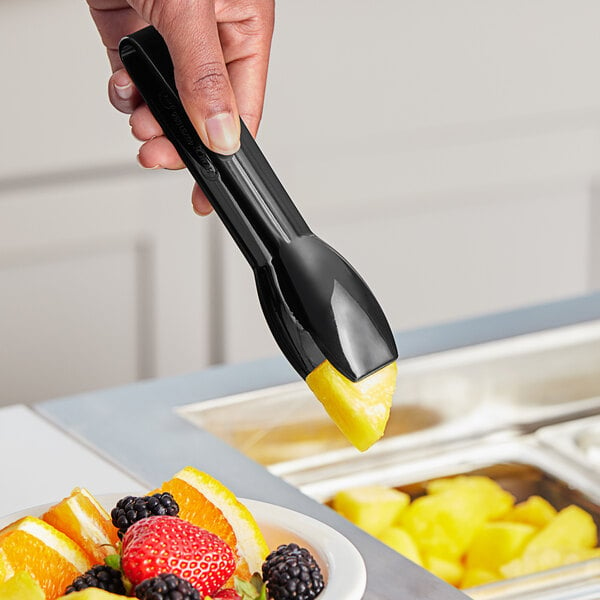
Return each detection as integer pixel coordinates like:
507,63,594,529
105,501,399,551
220,180,591,366
0,245,138,405
0,0,136,179
260,1,600,154
0,169,213,404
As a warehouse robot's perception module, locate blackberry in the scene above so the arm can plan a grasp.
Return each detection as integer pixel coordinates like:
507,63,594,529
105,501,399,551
135,573,200,600
111,492,179,538
262,543,324,600
65,565,126,595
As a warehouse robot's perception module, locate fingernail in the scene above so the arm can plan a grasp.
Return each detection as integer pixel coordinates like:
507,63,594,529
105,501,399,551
137,154,161,170
115,82,133,101
205,113,240,154
192,204,212,217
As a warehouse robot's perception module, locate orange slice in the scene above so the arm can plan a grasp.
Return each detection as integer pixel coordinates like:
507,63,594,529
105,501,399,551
152,466,269,581
0,516,91,599
43,487,119,564
0,547,13,582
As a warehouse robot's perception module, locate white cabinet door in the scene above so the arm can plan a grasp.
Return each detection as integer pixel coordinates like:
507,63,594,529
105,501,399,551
0,169,214,405
0,0,135,180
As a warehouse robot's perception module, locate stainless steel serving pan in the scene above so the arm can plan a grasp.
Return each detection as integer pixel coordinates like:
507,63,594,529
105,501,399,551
177,321,600,476
292,436,600,600
536,415,600,474
293,437,600,505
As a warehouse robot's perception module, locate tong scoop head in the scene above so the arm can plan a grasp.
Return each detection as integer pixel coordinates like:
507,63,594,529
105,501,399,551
274,235,397,381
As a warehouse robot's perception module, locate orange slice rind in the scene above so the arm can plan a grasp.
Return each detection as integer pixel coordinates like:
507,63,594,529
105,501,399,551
0,516,91,599
43,487,118,564
153,466,269,580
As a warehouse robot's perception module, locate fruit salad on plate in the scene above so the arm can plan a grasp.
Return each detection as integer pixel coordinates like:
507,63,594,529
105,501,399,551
0,467,324,600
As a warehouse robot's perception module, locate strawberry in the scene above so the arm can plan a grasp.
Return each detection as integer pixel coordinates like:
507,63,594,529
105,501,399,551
121,515,235,596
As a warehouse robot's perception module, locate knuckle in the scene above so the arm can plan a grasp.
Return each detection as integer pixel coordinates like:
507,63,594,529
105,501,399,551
180,61,231,110
192,62,229,95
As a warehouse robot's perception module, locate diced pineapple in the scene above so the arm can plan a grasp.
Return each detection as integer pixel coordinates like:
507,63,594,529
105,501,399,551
330,476,600,590
306,360,397,452
332,486,410,536
465,521,536,571
424,554,464,587
426,475,514,520
400,493,485,560
376,526,422,565
460,567,501,589
503,495,557,528
523,505,597,556
500,547,600,579
0,571,45,600
425,475,483,494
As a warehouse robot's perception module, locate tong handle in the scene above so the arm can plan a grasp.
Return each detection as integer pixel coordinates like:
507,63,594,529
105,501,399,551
119,26,311,268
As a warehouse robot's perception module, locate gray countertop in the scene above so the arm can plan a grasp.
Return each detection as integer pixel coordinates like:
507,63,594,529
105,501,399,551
37,292,600,599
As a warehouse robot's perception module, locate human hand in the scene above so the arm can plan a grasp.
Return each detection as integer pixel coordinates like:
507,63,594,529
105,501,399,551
87,0,275,215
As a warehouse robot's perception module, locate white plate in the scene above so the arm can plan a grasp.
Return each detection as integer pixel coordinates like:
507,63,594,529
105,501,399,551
0,494,367,600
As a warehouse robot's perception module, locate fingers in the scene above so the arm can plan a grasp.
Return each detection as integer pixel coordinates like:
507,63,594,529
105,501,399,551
129,104,163,140
224,52,268,137
88,2,147,114
88,4,145,54
108,68,142,114
134,118,211,214
90,0,274,216
192,183,214,216
137,136,185,170
134,125,213,215
218,1,275,137
154,1,240,155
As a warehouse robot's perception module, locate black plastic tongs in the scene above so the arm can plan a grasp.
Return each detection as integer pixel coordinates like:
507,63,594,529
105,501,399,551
119,27,397,382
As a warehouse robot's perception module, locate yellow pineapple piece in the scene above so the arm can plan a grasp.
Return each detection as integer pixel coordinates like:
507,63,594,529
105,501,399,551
376,526,422,565
306,360,397,451
460,567,501,589
332,486,410,536
426,476,514,520
503,495,557,528
424,554,464,587
500,547,600,579
57,590,127,599
465,521,536,571
523,505,597,556
400,492,485,560
0,571,45,600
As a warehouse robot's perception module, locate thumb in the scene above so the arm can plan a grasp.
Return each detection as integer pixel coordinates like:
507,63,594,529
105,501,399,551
154,1,240,155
